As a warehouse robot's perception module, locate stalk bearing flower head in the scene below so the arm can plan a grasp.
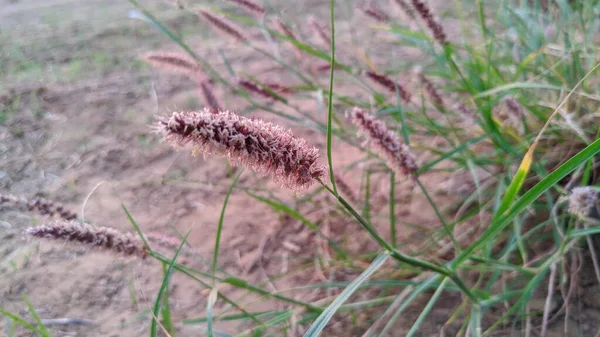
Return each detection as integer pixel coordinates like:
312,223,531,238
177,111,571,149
568,187,600,220
26,221,148,257
349,108,417,176
155,109,325,190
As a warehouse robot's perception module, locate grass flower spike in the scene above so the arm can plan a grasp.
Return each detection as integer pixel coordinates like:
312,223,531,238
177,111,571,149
360,4,390,22
392,0,416,20
366,71,412,104
198,9,247,42
156,109,325,190
141,52,200,75
350,108,418,176
1,194,77,220
224,0,265,16
410,0,448,45
26,221,148,257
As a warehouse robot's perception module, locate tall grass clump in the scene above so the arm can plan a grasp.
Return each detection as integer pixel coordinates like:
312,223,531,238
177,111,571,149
11,0,600,336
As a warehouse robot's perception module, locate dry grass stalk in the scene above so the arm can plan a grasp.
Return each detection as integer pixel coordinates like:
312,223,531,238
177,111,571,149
198,80,222,112
360,4,390,22
410,0,448,45
350,108,418,176
155,109,325,190
392,0,416,20
224,0,265,16
419,73,445,108
198,9,247,42
1,193,77,220
308,16,331,47
141,52,200,75
26,221,147,257
366,71,412,104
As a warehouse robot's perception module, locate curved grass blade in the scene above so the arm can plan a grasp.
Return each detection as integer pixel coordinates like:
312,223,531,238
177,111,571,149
406,277,450,337
0,310,41,335
213,172,242,276
303,251,391,336
150,231,190,337
22,296,51,337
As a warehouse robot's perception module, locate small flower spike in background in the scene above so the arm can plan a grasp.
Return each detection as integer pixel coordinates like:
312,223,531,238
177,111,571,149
197,9,247,42
141,52,200,75
224,0,265,17
1,194,77,220
360,3,390,22
410,0,448,45
26,221,148,258
391,0,416,20
308,16,331,48
350,108,418,177
155,109,325,190
418,72,445,109
365,71,412,104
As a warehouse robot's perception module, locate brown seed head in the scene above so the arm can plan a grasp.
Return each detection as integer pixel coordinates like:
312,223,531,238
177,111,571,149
410,0,448,45
503,96,524,117
26,221,147,257
350,108,418,176
224,0,265,16
1,193,77,221
198,9,247,42
360,4,390,22
236,78,278,100
155,109,325,190
142,52,200,75
366,71,412,104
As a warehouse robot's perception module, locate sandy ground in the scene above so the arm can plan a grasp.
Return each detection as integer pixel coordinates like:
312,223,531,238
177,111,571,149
2,0,599,336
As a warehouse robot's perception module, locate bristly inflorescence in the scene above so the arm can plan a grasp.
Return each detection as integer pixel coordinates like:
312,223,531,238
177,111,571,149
366,71,412,104
350,108,418,176
198,9,247,42
224,0,265,16
141,52,200,75
26,221,148,257
155,109,325,190
1,193,77,220
410,0,448,45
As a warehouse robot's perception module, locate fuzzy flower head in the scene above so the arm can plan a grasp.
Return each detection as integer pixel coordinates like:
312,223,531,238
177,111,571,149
410,0,448,45
568,187,600,220
1,194,77,221
360,4,390,22
224,0,265,16
198,9,247,42
141,52,200,75
349,108,418,176
26,221,147,257
366,71,412,104
155,109,325,190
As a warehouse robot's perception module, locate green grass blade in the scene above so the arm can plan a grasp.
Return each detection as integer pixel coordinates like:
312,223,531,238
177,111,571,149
160,263,176,336
206,287,219,337
303,251,391,336
122,204,151,250
150,231,190,337
212,172,242,277
326,0,337,194
0,310,41,335
22,296,51,337
406,277,450,337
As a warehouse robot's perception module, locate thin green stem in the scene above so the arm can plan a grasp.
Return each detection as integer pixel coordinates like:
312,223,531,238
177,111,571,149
326,0,338,195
